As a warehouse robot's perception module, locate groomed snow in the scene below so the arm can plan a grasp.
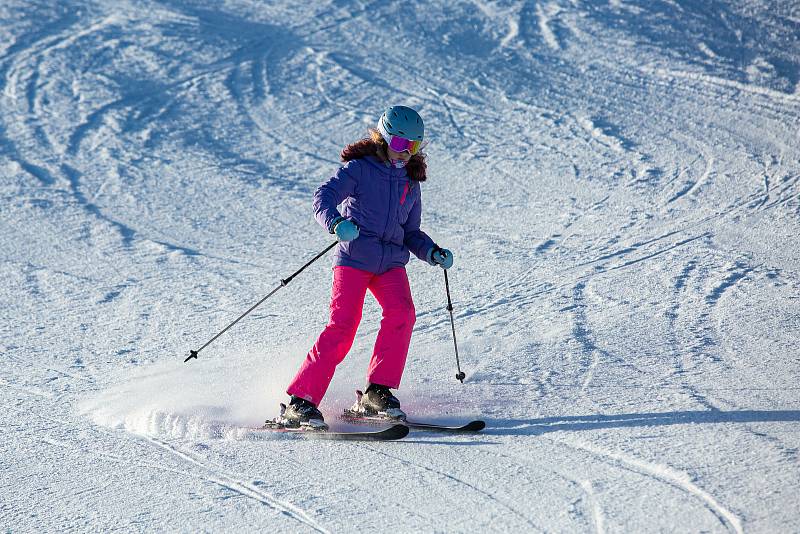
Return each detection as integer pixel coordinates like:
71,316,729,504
2,1,799,532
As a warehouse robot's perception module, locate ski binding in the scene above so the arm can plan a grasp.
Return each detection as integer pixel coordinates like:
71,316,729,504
343,389,407,421
341,390,485,433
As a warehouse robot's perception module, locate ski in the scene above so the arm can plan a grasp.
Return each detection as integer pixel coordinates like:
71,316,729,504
255,422,409,441
405,419,486,433
341,412,486,433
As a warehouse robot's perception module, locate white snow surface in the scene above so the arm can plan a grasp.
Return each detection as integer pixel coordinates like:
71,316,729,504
2,1,799,532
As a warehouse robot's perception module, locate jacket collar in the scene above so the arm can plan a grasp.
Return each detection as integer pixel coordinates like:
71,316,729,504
364,155,407,178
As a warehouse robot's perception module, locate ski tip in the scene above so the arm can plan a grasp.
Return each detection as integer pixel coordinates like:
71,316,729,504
387,423,410,439
403,419,487,432
465,420,486,432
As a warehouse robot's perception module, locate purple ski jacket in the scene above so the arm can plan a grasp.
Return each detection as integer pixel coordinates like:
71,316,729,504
314,155,437,274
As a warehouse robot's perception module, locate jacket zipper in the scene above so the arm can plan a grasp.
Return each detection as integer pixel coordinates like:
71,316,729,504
379,168,395,271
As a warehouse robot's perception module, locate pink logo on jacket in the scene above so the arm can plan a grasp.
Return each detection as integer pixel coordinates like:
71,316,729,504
400,182,410,205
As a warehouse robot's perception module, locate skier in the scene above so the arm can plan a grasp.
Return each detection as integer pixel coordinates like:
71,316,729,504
278,105,453,429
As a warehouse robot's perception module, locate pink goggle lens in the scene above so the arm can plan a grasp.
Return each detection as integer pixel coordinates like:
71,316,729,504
387,135,422,155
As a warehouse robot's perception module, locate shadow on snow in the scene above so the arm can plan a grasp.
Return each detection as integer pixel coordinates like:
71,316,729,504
487,409,800,436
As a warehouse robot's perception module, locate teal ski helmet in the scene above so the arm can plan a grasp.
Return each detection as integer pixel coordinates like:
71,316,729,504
378,105,424,142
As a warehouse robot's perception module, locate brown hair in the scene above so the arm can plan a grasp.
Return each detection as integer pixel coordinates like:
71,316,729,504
340,128,427,182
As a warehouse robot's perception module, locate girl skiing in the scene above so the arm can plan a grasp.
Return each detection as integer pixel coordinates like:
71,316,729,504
279,106,453,429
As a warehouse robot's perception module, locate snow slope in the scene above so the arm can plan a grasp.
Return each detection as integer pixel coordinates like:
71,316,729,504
2,0,799,531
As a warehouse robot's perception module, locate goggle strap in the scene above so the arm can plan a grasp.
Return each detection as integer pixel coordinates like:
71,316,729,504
377,120,392,146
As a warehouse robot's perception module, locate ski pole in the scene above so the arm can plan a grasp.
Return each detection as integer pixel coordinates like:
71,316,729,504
443,268,466,383
185,241,338,362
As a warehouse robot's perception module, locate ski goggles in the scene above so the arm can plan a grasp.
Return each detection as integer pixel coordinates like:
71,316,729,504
386,134,423,155
378,121,425,155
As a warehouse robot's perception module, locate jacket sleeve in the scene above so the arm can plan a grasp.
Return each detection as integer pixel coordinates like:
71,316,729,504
313,161,359,233
402,189,437,261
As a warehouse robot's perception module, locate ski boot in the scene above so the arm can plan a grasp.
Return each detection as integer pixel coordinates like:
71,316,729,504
270,396,328,431
346,384,406,421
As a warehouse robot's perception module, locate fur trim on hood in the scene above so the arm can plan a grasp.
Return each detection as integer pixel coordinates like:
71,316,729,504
340,130,427,182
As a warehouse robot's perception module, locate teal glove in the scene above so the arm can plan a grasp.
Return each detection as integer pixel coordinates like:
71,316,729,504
428,247,454,269
332,217,359,242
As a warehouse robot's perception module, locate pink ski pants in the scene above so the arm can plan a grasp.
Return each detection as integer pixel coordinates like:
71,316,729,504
287,266,416,405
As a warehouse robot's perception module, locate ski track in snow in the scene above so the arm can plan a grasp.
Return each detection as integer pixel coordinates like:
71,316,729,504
557,438,744,534
3,0,800,531
359,443,545,532
534,2,562,52
579,479,606,534
143,435,331,534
